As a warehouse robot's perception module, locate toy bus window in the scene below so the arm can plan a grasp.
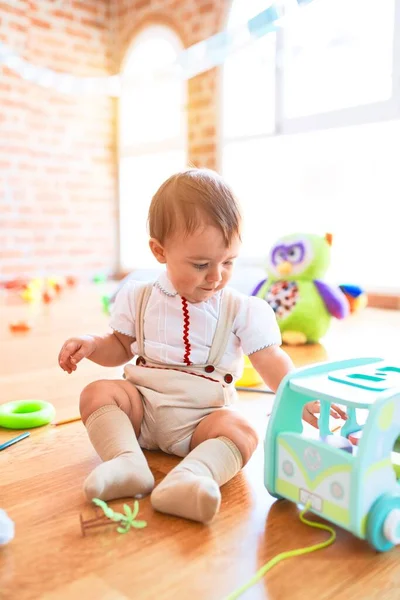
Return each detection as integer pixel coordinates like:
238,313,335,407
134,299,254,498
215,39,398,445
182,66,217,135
302,401,349,447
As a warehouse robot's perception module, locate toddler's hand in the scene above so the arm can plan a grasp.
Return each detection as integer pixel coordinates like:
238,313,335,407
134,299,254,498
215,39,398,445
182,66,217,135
58,335,97,373
302,400,347,429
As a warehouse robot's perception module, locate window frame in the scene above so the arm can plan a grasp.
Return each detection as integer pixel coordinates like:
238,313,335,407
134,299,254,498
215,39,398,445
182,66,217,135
220,0,400,145
279,0,400,134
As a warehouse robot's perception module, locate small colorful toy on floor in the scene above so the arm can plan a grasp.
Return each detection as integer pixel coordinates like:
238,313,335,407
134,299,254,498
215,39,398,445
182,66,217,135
265,357,400,552
5,275,77,334
0,400,55,429
79,499,147,537
235,355,263,388
8,320,32,333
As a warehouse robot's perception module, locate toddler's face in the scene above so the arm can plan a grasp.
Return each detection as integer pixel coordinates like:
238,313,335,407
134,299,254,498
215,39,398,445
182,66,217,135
160,225,241,303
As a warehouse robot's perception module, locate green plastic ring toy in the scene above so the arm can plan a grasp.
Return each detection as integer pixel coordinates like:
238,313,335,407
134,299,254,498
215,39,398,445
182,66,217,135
0,400,56,429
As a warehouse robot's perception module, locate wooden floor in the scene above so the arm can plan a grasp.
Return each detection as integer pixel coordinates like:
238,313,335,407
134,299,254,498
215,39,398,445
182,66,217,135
1,284,400,600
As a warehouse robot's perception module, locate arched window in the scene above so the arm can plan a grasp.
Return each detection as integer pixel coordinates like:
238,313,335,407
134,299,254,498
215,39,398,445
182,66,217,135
119,26,187,271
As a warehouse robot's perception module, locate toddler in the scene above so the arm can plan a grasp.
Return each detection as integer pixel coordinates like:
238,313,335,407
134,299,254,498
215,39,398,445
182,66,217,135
58,168,344,523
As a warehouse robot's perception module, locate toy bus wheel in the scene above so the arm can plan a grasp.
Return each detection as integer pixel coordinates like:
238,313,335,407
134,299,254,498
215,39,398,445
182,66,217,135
367,492,400,552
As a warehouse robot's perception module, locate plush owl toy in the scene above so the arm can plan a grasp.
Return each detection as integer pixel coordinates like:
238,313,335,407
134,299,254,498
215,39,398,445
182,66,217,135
253,233,350,345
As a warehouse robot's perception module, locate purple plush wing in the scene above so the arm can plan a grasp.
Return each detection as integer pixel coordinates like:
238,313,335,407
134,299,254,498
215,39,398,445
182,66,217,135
314,280,350,319
251,278,267,297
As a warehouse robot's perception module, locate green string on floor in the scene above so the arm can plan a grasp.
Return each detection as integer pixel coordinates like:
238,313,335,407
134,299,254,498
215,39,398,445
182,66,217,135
224,504,336,600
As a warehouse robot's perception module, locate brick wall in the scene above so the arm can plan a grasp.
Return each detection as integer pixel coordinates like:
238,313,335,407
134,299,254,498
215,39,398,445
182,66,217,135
0,0,116,283
0,0,228,282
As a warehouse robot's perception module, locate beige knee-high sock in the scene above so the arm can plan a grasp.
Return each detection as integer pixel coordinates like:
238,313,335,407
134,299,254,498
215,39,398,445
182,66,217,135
151,437,243,524
83,405,154,501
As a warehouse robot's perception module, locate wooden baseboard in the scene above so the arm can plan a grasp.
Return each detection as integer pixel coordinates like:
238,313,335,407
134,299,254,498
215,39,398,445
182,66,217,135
367,293,400,310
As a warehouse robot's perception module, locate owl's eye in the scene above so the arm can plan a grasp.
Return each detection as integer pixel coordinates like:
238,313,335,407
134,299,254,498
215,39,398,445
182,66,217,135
287,244,304,263
275,249,286,262
271,245,289,266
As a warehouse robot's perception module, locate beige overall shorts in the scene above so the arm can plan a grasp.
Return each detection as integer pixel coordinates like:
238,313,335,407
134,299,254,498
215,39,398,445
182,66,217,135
124,284,240,457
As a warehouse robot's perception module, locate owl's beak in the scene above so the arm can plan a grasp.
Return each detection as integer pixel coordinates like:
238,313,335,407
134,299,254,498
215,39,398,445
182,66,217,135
277,261,293,275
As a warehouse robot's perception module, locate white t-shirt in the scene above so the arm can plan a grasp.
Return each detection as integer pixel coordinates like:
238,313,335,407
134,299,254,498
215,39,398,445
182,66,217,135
109,271,281,374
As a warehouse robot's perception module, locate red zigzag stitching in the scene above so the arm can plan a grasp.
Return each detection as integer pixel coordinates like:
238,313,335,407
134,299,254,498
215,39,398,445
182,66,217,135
181,297,192,365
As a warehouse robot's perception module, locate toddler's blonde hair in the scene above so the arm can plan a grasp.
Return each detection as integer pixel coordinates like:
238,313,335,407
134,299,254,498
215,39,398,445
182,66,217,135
148,168,242,246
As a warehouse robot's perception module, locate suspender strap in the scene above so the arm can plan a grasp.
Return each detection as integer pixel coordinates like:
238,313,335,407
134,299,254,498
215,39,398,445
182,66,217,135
134,283,153,356
207,289,240,366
